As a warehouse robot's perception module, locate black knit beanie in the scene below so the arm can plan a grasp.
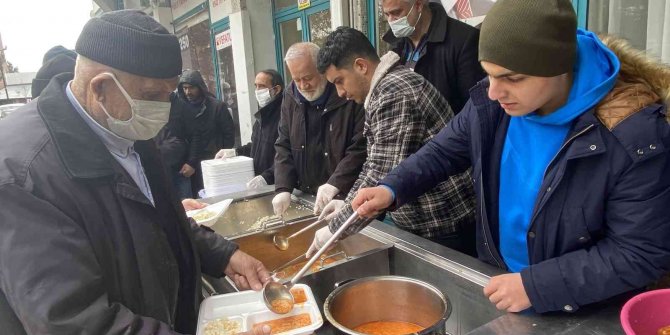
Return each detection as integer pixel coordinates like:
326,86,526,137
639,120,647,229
42,45,77,65
32,53,77,97
479,0,577,77
75,9,181,79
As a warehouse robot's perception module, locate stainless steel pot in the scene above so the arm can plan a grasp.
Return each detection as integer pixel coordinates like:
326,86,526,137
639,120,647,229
323,276,451,335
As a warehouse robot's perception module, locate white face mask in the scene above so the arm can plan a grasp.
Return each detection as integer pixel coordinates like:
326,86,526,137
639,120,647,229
98,72,171,141
389,1,422,38
255,88,273,108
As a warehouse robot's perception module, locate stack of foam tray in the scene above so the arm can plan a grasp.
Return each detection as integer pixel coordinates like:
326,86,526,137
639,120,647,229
201,156,254,198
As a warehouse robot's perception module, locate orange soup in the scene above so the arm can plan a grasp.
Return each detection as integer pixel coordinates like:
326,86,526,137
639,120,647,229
353,321,424,335
290,288,308,304
270,299,292,314
253,313,312,334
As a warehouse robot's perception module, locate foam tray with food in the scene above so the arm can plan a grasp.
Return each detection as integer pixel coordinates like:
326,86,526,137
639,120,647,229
197,284,322,335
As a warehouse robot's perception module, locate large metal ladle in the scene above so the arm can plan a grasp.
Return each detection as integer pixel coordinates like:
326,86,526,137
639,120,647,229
273,218,325,251
263,211,361,314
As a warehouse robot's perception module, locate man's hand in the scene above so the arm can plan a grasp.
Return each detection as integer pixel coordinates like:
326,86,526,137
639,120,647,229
215,149,237,159
351,186,394,218
182,198,207,211
483,273,532,312
224,250,271,291
247,175,268,189
306,227,336,258
272,192,292,217
318,200,345,222
314,184,339,215
180,163,195,178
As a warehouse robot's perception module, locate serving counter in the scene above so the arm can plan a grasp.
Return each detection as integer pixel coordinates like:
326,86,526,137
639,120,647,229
201,190,624,335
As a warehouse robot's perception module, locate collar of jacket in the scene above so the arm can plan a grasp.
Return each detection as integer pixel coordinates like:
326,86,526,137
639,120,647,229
255,92,284,119
37,73,117,180
383,2,448,46
286,81,348,112
468,77,668,164
365,52,401,109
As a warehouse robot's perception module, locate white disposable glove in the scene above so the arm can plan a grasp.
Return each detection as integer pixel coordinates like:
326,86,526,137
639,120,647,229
246,175,268,189
306,226,336,258
314,183,339,215
272,192,292,217
215,148,237,159
318,199,345,222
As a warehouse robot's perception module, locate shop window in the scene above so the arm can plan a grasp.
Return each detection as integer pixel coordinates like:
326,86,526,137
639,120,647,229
374,0,392,56
588,0,670,63
351,0,370,39
275,0,296,12
308,8,332,47
215,29,240,146
178,20,217,92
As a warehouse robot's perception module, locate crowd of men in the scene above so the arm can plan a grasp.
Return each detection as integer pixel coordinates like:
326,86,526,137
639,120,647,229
1,0,669,334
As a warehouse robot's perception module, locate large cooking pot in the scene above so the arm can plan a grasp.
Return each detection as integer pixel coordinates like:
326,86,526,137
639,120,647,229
323,276,451,335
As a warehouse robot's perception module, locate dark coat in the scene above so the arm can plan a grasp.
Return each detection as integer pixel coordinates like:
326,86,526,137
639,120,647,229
381,76,670,313
155,124,187,174
0,73,239,334
237,93,283,184
275,82,366,196
176,70,236,164
156,102,191,173
383,2,485,114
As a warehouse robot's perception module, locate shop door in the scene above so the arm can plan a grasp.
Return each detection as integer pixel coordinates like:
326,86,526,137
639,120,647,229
273,0,331,83
212,19,241,146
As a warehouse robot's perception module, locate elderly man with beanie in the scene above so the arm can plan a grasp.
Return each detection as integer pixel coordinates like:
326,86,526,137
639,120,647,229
0,10,270,335
349,0,670,314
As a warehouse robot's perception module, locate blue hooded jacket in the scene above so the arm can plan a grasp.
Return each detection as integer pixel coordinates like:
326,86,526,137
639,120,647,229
499,29,621,272
380,31,670,313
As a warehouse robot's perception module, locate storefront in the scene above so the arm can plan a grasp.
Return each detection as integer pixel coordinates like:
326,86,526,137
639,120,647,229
94,0,668,146
173,1,217,92
212,19,241,146
272,0,333,83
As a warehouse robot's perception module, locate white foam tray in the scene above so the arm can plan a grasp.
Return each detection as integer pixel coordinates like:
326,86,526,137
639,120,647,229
196,284,323,335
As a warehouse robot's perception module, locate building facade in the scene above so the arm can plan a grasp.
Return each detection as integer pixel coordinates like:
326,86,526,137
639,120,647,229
90,0,670,145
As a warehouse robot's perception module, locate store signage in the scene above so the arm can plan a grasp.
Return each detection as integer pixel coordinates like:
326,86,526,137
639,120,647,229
179,34,190,51
215,30,233,50
298,0,310,10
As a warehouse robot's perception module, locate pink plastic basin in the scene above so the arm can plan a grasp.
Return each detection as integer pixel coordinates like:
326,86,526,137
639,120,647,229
621,289,670,335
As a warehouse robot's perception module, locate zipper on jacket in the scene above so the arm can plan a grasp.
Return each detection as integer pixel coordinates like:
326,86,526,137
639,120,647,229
528,124,595,226
480,170,503,268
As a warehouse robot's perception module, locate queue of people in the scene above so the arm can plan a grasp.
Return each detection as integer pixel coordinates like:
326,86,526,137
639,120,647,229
0,0,669,334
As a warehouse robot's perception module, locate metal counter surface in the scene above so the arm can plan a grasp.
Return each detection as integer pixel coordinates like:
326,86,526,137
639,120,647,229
202,190,316,238
205,191,624,335
359,222,625,335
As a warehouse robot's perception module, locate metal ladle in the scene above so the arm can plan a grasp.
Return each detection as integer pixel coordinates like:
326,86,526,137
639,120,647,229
263,211,362,314
273,218,325,251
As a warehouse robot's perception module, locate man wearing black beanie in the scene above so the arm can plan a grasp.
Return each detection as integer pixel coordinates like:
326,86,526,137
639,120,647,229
31,45,77,98
0,10,271,335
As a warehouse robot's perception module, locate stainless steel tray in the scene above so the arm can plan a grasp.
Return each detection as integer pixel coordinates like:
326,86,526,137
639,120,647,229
206,193,314,238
